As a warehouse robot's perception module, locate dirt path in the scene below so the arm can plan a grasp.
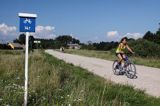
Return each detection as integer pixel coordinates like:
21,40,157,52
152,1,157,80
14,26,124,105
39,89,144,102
45,49,160,97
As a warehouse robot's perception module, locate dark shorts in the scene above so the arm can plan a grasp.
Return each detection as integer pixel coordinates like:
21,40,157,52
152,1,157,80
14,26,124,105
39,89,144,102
115,53,124,57
116,53,126,61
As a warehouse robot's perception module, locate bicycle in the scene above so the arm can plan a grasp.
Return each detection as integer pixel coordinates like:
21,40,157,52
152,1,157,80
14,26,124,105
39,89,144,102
112,55,136,79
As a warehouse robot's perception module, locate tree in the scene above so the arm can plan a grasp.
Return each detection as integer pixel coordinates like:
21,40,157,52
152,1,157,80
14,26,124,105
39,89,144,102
87,41,92,45
19,33,26,44
13,39,20,43
81,41,118,51
128,39,160,57
155,31,160,44
156,30,160,36
72,38,80,44
143,31,155,42
29,36,35,51
55,35,80,47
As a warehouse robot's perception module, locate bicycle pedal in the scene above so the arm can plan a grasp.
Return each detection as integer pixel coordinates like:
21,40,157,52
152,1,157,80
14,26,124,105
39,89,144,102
119,71,125,75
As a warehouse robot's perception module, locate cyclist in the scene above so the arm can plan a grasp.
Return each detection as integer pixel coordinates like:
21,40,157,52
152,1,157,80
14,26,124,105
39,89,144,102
115,37,134,69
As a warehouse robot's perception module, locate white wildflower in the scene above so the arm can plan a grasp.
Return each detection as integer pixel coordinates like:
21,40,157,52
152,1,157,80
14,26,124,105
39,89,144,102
16,77,20,80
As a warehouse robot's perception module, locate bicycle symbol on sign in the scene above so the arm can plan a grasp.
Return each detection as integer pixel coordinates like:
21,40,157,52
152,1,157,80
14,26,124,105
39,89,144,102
23,18,32,24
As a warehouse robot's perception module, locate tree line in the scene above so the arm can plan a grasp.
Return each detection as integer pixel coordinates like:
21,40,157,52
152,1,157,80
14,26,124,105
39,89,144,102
1,25,160,58
143,30,160,44
12,34,80,49
129,29,160,57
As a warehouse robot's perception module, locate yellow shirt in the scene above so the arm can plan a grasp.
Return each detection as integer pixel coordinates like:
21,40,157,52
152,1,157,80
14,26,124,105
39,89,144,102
116,43,126,53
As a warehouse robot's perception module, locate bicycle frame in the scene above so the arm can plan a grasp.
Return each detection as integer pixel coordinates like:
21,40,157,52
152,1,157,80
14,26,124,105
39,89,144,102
119,56,131,71
112,54,136,78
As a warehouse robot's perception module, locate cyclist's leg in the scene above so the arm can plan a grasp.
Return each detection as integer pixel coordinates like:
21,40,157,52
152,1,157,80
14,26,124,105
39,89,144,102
116,53,124,74
122,54,128,68
122,54,126,61
116,53,123,65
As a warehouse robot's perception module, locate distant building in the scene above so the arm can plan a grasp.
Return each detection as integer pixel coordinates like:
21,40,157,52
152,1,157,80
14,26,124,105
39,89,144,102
8,43,25,50
68,43,81,49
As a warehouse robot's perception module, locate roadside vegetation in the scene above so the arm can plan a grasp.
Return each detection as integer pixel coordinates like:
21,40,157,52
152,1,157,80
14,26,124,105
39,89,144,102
64,31,160,69
65,49,116,60
0,50,160,106
64,30,160,69
65,49,160,68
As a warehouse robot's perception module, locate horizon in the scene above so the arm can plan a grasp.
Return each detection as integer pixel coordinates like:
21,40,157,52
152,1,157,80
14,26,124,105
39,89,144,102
0,0,160,43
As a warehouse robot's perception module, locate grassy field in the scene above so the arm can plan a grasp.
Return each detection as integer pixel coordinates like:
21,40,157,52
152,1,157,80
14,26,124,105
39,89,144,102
65,49,160,68
0,50,160,106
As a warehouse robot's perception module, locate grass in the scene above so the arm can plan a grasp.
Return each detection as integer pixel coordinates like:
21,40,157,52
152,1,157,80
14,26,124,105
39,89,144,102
65,49,116,60
65,49,160,68
0,50,160,105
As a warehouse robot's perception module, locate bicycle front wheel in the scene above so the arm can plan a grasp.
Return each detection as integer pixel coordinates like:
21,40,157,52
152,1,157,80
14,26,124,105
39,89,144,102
112,60,120,75
126,62,136,78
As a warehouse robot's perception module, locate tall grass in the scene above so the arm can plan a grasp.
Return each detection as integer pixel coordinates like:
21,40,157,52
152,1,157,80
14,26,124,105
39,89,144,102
0,50,160,106
65,49,116,60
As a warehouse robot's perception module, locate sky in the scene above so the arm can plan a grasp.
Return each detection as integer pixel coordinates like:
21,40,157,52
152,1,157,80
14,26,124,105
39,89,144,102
0,0,160,43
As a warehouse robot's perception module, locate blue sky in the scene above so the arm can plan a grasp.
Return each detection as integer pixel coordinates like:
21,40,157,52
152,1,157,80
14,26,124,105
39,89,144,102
0,0,160,43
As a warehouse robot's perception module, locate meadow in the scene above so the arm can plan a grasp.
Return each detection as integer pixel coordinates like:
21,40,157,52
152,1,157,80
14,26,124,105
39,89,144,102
0,50,160,106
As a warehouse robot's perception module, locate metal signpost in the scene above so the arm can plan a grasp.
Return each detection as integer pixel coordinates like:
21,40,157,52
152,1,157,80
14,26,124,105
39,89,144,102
18,13,37,106
34,40,41,49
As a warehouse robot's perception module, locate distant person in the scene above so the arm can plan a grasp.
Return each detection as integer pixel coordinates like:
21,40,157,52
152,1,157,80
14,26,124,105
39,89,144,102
115,37,134,68
60,46,65,52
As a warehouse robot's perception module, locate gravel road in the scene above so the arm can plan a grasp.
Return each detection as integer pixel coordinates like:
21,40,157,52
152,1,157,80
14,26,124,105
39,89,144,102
45,49,160,97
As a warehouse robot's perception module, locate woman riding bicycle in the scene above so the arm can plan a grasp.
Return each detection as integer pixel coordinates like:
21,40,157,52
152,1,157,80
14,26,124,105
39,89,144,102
116,37,134,68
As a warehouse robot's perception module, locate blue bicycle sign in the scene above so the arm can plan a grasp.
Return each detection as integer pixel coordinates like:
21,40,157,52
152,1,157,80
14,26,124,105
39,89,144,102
19,17,36,32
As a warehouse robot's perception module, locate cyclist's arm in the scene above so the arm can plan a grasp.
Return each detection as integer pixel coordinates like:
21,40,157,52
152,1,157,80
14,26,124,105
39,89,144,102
126,44,134,53
119,43,123,49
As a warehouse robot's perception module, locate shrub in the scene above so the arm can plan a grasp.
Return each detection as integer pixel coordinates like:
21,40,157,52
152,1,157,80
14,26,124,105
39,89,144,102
128,39,160,57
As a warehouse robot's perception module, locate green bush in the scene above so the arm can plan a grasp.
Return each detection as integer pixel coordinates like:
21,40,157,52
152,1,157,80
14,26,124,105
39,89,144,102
128,39,160,57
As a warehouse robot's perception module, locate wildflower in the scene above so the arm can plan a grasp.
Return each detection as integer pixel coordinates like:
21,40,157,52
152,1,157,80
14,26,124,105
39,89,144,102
80,90,84,93
42,96,46,100
16,77,20,80
78,98,82,101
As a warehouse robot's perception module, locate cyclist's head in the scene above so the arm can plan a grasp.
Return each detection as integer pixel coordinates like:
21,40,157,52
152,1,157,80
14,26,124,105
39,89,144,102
120,37,128,44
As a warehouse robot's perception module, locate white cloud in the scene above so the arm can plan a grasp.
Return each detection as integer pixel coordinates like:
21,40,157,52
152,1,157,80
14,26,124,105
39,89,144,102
36,25,55,33
35,25,56,39
123,33,143,39
0,23,17,35
0,23,56,43
0,23,17,43
105,31,120,41
105,31,143,42
107,31,118,37
45,26,55,31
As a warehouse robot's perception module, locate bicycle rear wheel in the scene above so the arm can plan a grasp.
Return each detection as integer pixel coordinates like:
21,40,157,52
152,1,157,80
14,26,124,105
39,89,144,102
126,62,136,78
112,60,120,75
